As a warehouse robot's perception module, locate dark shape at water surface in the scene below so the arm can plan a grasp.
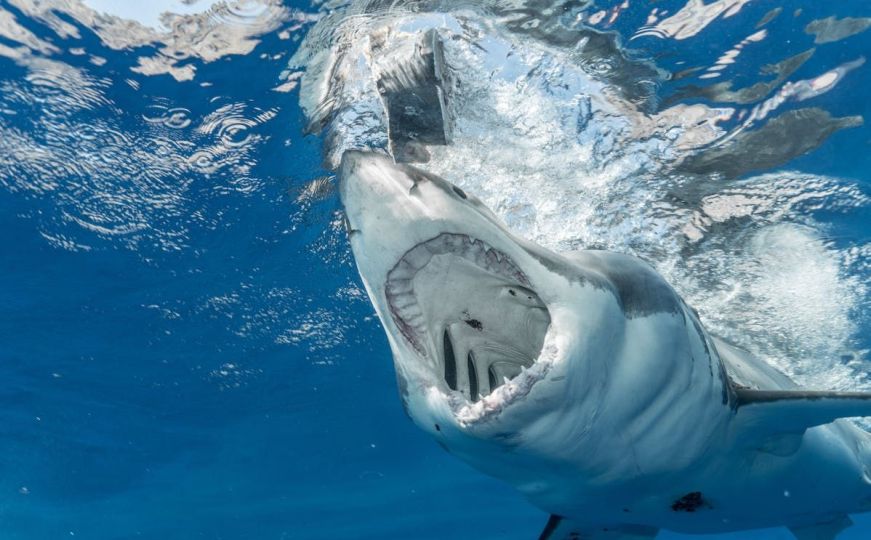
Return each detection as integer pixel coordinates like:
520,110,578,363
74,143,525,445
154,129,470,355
756,8,782,29
498,3,662,110
665,49,815,106
678,108,863,179
375,29,450,162
805,16,871,45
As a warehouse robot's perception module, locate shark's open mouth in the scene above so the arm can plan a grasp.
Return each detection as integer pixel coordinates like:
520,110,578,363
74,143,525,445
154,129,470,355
385,233,551,409
385,233,530,353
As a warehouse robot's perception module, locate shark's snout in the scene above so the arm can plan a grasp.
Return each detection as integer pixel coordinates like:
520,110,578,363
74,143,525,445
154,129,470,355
340,151,411,200
338,150,430,240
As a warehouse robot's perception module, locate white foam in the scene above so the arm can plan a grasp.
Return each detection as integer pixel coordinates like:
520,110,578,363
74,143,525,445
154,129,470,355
294,6,871,393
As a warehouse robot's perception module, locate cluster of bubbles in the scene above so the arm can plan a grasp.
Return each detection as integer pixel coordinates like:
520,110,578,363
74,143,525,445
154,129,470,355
293,0,871,391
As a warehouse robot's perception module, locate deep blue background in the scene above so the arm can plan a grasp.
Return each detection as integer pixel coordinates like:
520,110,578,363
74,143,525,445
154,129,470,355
0,1,870,538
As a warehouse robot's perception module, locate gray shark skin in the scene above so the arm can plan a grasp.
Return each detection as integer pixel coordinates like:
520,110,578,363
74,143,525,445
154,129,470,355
339,151,871,540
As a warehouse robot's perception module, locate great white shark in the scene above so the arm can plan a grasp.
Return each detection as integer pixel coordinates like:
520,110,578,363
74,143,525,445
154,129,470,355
338,150,871,540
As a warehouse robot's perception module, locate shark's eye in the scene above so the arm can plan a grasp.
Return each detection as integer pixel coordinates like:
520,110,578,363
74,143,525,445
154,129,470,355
443,330,458,391
452,186,467,199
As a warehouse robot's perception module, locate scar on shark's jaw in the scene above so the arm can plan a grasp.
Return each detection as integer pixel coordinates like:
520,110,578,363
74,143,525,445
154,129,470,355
385,233,552,410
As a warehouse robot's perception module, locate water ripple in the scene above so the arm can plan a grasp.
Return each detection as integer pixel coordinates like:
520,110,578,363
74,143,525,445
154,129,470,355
6,1,318,82
143,103,193,130
0,63,282,254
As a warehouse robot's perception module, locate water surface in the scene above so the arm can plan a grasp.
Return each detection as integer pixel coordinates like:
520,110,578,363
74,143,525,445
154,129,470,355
1,1,871,538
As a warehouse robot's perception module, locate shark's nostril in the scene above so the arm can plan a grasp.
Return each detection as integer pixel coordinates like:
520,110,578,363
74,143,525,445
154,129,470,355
444,330,457,391
468,352,479,402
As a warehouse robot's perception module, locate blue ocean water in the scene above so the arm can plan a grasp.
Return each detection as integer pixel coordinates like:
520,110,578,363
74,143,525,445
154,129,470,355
0,1,870,539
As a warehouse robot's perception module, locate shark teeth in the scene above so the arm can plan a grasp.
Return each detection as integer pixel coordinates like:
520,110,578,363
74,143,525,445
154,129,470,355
454,339,559,425
385,233,529,355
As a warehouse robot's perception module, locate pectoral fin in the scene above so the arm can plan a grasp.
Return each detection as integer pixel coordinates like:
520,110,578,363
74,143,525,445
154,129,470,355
716,338,871,437
538,515,658,540
735,388,871,433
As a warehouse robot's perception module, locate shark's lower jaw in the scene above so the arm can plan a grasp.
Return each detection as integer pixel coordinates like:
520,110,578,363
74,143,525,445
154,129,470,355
384,233,552,422
450,339,557,426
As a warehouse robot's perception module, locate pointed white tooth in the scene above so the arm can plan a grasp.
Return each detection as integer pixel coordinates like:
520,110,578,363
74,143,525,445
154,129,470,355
441,235,459,254
499,260,514,275
401,300,423,317
387,278,412,295
404,244,433,268
405,310,425,327
391,293,417,310
471,245,488,267
392,295,423,321
426,234,450,255
390,259,418,279
485,249,501,270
